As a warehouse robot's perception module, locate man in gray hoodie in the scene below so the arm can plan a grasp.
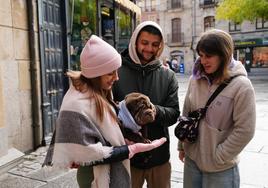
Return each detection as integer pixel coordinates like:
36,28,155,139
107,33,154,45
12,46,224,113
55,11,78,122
113,21,180,188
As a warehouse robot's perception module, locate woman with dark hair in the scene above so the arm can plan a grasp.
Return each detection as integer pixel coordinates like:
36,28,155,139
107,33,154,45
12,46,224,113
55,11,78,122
177,29,256,188
43,35,166,188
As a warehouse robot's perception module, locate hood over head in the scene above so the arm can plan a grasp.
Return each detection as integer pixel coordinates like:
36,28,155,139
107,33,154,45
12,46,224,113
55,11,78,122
128,21,164,65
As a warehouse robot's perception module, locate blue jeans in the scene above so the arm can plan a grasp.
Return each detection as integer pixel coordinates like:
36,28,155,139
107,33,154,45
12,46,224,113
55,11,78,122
183,157,240,188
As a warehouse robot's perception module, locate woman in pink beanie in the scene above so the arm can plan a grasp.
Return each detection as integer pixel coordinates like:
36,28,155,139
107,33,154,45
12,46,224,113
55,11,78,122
43,35,166,188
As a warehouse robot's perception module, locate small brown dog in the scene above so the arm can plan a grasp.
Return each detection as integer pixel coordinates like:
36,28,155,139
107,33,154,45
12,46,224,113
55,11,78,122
118,92,156,143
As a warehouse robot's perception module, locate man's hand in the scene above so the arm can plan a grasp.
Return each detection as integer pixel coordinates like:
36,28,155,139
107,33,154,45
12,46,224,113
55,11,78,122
125,138,135,145
179,150,185,163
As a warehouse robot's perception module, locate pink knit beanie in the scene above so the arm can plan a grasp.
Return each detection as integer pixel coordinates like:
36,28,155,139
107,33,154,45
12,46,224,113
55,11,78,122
80,35,122,78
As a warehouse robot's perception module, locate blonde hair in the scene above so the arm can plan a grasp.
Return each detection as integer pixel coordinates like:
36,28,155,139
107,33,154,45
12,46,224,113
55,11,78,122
196,29,234,84
66,71,118,123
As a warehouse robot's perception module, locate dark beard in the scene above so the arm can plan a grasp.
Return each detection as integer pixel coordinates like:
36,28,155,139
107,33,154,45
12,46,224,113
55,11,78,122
136,50,156,64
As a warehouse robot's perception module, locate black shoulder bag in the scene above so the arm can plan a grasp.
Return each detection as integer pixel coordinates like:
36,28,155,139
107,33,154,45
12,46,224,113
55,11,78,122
174,76,236,143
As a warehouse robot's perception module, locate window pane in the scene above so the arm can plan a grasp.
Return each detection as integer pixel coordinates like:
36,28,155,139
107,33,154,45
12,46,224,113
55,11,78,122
229,21,240,31
256,18,262,29
204,0,214,5
172,0,181,8
229,23,235,31
151,0,156,11
264,19,268,28
116,9,132,52
172,18,181,42
101,5,115,45
204,16,215,31
253,47,268,67
236,23,241,31
69,0,97,70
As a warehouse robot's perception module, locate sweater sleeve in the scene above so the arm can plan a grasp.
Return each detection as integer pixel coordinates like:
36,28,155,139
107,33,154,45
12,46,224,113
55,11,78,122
215,80,256,164
91,145,129,165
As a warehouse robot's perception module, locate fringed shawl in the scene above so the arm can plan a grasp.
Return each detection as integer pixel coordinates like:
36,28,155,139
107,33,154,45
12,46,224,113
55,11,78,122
43,85,130,188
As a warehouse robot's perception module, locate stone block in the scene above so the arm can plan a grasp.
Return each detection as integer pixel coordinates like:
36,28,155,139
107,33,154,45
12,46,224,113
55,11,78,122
13,29,30,60
0,27,14,61
0,64,5,128
0,148,24,174
11,0,28,30
0,0,12,27
0,128,8,156
21,121,34,152
18,61,31,90
2,60,20,143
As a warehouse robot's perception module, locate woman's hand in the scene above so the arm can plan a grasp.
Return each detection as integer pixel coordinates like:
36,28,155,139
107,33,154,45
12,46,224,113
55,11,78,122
179,150,185,163
128,137,167,158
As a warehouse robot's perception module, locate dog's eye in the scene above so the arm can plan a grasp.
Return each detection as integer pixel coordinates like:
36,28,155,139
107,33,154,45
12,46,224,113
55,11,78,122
133,103,145,114
144,102,152,109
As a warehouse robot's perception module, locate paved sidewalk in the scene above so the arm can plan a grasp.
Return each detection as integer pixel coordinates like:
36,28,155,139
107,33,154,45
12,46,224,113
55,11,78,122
0,146,79,188
0,69,267,188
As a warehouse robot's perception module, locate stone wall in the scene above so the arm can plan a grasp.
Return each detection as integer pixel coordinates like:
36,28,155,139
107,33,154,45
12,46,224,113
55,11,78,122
0,0,33,156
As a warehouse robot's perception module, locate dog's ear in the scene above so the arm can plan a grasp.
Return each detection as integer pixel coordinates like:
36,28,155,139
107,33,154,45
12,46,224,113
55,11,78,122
125,93,153,118
125,95,139,115
125,92,145,101
125,93,149,103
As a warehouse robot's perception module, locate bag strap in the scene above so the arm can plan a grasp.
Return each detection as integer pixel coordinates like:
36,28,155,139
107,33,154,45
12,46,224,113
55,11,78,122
204,76,237,110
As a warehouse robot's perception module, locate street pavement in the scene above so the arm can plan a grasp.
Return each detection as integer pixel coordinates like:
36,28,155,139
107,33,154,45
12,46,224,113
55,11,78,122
0,68,267,188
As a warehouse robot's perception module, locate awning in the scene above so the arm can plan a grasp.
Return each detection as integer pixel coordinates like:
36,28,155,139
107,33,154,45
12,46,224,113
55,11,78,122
115,0,141,15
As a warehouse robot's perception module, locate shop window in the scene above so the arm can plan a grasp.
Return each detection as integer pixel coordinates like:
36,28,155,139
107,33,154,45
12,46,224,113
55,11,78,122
256,18,268,29
116,8,132,52
101,5,115,46
69,0,97,70
253,47,268,67
172,18,182,43
229,21,241,32
234,49,246,65
204,16,215,31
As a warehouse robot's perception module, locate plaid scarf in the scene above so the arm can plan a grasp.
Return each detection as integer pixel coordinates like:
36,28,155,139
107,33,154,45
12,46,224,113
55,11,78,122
43,86,130,188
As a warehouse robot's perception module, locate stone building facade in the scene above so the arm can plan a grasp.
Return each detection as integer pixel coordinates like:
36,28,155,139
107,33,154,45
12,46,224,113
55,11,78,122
0,0,35,168
0,0,140,173
137,0,268,74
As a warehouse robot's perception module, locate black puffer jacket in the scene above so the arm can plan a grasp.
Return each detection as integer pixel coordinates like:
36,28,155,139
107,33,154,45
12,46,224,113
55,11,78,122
113,49,180,169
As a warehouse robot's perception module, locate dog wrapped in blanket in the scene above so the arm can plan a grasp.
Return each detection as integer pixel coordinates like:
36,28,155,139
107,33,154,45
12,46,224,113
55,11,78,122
118,92,156,143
